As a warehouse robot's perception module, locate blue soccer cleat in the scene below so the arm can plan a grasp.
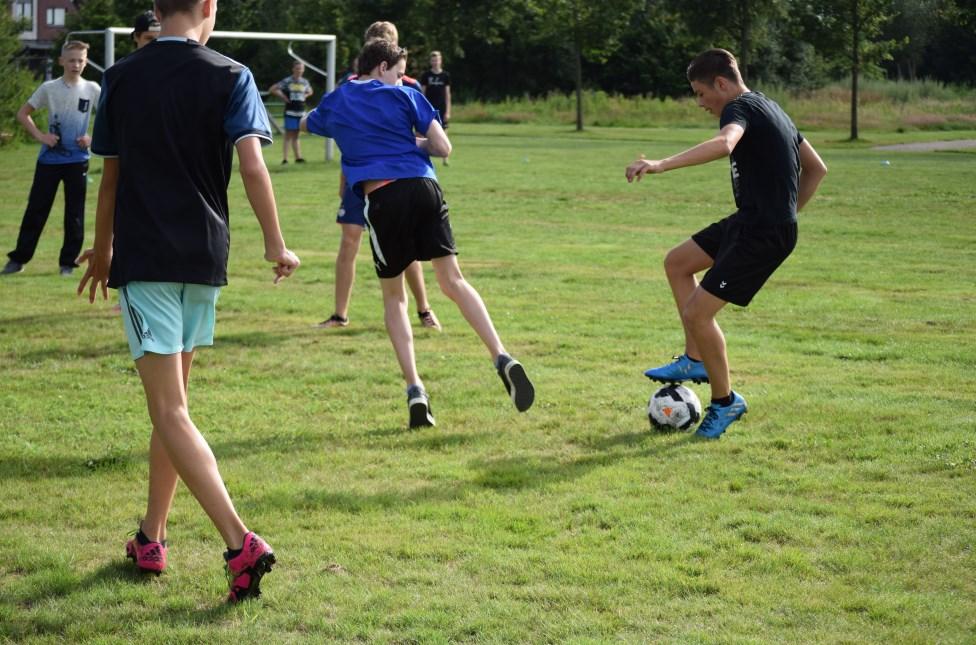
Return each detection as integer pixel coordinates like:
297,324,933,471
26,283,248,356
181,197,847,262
694,392,748,439
644,354,709,384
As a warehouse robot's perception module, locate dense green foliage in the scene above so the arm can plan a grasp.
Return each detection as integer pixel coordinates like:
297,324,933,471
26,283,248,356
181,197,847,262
0,9,37,145
1,124,975,642
38,0,976,102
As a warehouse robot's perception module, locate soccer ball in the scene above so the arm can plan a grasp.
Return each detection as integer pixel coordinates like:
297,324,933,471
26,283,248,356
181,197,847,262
647,384,702,431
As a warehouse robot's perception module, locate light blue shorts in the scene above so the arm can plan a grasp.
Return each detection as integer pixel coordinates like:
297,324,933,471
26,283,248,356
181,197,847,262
119,282,220,361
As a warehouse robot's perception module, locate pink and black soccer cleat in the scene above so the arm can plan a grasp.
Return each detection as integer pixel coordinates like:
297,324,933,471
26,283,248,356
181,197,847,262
125,531,168,575
224,532,276,603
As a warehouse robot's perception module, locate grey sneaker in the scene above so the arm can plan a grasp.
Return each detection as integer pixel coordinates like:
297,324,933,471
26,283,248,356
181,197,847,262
2,260,23,275
407,384,435,428
59,265,75,277
495,354,534,412
417,309,442,331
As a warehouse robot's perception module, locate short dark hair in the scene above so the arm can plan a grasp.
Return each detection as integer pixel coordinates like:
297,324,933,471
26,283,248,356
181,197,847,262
154,0,200,18
687,48,742,85
356,39,407,78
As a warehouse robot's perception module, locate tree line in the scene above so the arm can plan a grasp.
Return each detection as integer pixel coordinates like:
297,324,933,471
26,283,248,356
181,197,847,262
3,0,975,141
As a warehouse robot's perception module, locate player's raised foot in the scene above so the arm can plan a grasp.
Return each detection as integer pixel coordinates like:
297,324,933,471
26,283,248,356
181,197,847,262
496,354,534,412
694,392,748,439
417,309,442,331
1,260,23,275
125,528,168,575
315,314,348,329
644,353,709,384
225,532,276,603
407,384,436,428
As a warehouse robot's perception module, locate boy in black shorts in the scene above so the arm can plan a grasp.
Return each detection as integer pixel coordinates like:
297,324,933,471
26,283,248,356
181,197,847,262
303,39,534,428
626,48,827,439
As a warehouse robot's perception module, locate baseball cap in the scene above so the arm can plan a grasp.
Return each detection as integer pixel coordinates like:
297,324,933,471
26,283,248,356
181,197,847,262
132,10,161,35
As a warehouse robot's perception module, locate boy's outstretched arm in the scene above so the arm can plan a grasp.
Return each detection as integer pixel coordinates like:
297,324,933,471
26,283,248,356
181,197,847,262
626,123,744,183
235,137,301,283
77,158,118,302
797,139,828,211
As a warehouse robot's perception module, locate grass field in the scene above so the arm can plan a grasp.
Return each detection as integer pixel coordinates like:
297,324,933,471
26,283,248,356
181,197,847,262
1,124,975,643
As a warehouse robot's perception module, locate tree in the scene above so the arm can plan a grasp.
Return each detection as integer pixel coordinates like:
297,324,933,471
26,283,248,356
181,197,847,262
0,9,37,145
531,0,630,130
805,0,899,139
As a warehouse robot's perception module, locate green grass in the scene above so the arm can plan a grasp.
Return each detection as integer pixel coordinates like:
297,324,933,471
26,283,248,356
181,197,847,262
1,124,975,643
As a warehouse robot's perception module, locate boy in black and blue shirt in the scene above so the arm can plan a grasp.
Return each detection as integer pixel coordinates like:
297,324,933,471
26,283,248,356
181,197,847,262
627,48,827,439
79,0,299,603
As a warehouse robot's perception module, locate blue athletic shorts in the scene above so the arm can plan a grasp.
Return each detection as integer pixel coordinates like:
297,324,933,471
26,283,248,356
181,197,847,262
336,186,366,227
119,282,220,360
284,115,302,131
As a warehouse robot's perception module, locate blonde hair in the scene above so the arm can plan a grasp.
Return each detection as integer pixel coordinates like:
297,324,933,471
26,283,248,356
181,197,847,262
61,40,90,54
364,21,398,46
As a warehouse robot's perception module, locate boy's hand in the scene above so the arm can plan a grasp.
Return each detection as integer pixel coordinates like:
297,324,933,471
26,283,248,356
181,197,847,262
626,155,664,183
266,248,300,284
76,248,111,303
39,132,59,147
76,134,92,149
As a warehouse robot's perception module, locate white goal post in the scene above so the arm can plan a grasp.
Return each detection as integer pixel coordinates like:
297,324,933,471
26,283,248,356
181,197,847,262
66,28,337,160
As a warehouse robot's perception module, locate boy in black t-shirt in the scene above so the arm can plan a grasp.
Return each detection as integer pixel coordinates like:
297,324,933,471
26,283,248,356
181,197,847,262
626,48,827,439
78,0,299,602
420,51,451,165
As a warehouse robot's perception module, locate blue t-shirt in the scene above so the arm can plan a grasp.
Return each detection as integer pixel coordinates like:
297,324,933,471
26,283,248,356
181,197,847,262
305,79,439,194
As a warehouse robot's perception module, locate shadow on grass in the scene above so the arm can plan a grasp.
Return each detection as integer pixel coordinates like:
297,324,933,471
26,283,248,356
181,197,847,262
257,429,697,515
6,342,126,363
0,428,326,482
1,560,236,639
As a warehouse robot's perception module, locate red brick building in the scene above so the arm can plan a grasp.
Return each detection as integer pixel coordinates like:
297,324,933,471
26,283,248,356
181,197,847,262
11,0,78,50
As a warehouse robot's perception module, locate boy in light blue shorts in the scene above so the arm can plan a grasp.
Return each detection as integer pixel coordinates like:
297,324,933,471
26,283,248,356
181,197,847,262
78,0,300,604
119,283,218,359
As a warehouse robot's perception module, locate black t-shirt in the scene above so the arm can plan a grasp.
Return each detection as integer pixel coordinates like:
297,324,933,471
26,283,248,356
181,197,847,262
720,92,804,225
91,39,271,287
419,70,450,113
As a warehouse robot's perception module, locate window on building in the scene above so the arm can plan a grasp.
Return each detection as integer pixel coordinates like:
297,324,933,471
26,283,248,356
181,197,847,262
14,1,34,30
46,7,66,27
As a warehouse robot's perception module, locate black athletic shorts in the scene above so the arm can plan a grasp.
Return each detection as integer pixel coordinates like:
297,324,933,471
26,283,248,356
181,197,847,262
363,177,458,278
692,211,798,307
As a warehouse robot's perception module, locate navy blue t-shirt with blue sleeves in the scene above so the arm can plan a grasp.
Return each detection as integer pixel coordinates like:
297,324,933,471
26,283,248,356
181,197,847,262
92,38,271,288
305,79,439,195
720,91,804,225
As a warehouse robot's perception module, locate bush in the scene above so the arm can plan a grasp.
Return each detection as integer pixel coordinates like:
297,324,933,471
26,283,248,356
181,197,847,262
0,11,37,146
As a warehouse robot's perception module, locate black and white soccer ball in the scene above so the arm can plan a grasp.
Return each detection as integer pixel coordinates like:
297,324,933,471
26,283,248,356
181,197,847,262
647,384,702,430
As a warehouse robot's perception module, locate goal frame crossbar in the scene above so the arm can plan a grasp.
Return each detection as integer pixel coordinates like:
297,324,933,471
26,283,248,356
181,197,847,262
65,28,337,160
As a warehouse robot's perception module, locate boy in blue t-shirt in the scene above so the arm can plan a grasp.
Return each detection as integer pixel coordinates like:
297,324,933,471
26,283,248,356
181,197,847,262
78,0,299,603
3,41,100,276
303,38,534,428
626,48,827,439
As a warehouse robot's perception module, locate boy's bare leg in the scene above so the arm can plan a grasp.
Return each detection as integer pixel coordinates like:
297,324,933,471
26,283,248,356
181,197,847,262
681,287,731,399
431,255,504,358
663,239,714,359
333,224,363,319
404,261,430,313
135,352,248,550
380,274,421,385
281,132,290,162
141,351,195,542
291,132,303,160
